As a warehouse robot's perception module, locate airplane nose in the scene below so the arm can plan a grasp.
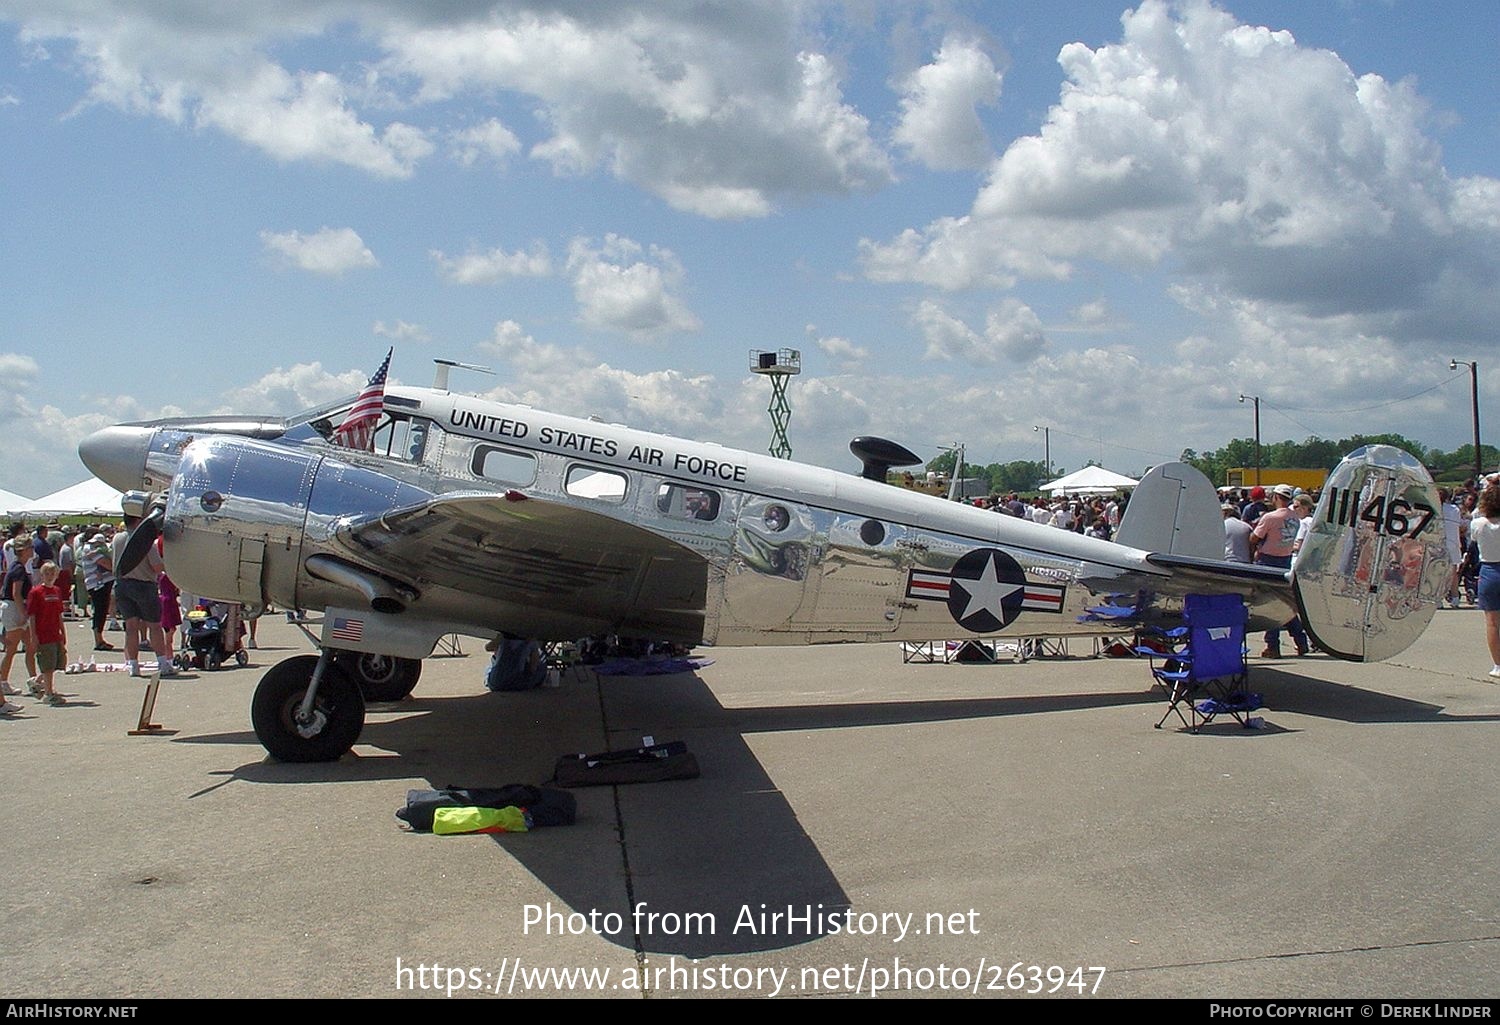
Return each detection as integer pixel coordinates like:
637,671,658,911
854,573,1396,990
78,426,154,493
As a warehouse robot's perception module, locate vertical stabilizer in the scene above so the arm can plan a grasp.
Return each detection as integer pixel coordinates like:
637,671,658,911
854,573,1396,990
1114,462,1224,560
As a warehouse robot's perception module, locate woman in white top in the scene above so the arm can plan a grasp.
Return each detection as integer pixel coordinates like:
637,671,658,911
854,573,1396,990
1469,478,1500,677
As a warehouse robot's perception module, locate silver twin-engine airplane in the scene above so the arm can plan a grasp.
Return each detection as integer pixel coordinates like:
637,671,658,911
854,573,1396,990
78,376,1451,762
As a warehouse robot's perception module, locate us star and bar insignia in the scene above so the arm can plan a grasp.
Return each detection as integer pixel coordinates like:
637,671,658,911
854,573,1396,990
905,548,1067,632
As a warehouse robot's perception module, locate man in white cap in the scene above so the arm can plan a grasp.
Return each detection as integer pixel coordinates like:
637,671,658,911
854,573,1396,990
1249,483,1310,657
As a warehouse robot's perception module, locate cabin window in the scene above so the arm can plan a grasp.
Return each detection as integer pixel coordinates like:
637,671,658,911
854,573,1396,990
764,505,790,532
473,445,538,486
369,414,433,463
655,483,720,522
566,465,628,502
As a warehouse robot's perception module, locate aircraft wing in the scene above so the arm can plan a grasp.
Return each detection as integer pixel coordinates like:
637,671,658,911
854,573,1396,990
328,490,710,637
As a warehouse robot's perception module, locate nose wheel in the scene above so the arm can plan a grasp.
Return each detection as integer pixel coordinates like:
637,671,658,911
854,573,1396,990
251,654,365,762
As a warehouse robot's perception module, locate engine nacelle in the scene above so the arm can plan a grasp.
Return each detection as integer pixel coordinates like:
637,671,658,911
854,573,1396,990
163,436,432,614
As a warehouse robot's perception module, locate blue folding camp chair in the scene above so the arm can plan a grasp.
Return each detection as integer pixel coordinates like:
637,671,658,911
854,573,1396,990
1146,593,1259,732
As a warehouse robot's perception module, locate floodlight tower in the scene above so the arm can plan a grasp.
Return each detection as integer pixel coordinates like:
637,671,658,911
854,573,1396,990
750,348,801,459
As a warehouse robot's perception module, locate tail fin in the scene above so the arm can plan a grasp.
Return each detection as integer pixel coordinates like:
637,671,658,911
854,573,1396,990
1294,445,1450,661
1115,461,1224,559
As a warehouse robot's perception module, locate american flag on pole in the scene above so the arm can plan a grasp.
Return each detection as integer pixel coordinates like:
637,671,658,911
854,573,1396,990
332,348,392,451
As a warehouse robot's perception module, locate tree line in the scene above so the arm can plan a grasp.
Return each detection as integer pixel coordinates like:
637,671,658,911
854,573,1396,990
920,435,1496,494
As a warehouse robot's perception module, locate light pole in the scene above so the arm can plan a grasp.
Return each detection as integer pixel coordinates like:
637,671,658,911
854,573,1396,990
1033,425,1051,480
1238,394,1261,487
1450,359,1482,483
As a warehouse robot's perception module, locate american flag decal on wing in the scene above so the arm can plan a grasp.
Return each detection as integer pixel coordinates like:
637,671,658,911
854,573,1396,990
330,617,364,643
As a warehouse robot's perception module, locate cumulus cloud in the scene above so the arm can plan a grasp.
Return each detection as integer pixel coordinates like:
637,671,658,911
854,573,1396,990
8,3,893,214
0,353,40,379
913,298,1047,364
373,320,431,343
432,242,552,284
860,0,1500,349
477,320,730,439
449,118,522,167
260,226,378,276
565,234,700,338
215,361,370,414
809,326,869,369
893,35,1002,171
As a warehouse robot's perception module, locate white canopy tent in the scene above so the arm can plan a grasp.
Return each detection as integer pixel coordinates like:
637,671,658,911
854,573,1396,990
0,488,31,517
14,478,125,519
1041,465,1139,496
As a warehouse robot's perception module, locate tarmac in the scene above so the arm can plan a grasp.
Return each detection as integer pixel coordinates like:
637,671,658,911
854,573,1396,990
1,605,1497,1000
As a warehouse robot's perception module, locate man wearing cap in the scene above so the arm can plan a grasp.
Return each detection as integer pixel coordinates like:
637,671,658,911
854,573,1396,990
110,492,175,677
1240,485,1269,526
1250,484,1310,657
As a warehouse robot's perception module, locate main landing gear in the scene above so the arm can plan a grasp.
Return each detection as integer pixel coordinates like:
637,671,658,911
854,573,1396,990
335,650,422,703
249,647,426,761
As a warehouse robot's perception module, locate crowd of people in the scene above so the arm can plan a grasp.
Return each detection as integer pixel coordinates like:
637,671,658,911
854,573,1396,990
0,510,257,715
970,492,1124,540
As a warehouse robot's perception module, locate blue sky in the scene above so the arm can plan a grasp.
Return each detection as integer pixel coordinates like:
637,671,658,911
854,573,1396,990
2,0,1497,497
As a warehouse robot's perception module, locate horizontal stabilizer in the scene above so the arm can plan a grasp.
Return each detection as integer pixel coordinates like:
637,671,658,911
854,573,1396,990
1114,462,1224,560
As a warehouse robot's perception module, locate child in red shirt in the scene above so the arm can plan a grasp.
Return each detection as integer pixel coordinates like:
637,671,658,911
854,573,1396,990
26,561,67,706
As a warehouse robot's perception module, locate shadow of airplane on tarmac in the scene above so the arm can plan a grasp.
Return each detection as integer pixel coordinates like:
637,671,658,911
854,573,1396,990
172,662,1168,956
169,658,1497,956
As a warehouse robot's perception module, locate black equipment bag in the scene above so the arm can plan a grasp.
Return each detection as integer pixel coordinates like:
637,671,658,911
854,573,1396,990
551,740,699,787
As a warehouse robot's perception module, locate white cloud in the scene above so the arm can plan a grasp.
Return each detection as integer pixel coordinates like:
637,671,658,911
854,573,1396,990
198,64,432,177
893,35,1001,172
215,361,369,414
565,234,700,338
477,320,729,439
378,7,895,217
260,226,378,276
449,118,522,167
809,326,869,369
6,4,895,214
373,320,431,343
913,298,1047,364
0,353,40,380
432,242,552,285
860,0,1500,352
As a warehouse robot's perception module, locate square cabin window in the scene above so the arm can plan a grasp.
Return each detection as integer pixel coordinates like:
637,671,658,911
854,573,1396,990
473,445,538,486
565,465,628,502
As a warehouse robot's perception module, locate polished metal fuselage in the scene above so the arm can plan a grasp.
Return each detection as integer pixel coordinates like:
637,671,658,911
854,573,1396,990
149,386,1296,656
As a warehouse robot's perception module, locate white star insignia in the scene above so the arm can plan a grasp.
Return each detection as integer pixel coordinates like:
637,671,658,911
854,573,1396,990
952,552,1023,622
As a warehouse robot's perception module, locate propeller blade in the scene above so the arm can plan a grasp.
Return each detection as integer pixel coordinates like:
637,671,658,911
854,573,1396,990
116,508,164,577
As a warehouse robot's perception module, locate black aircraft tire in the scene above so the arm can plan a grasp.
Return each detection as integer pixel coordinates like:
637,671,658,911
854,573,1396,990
338,652,422,702
251,655,365,762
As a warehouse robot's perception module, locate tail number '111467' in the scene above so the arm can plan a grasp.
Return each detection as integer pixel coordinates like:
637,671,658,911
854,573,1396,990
1322,487,1434,539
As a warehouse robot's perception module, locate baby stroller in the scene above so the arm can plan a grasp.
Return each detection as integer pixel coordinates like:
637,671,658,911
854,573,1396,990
176,607,249,671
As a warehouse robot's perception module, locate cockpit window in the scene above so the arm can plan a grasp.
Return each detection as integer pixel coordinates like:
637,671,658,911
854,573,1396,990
372,415,429,462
